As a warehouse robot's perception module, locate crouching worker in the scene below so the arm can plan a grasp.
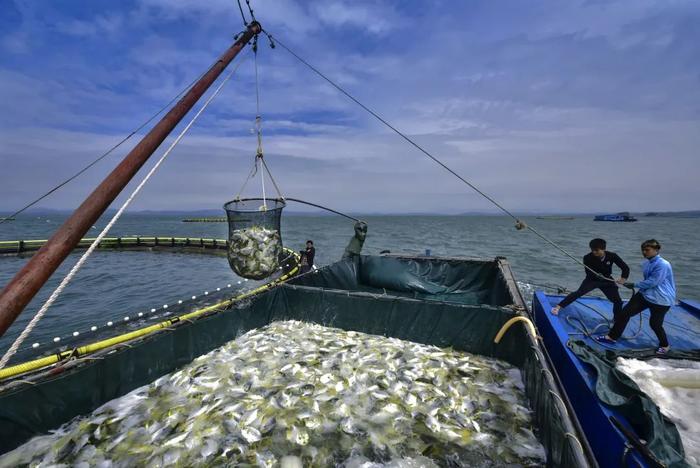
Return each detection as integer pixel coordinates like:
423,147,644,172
551,238,629,317
342,221,368,261
597,239,676,354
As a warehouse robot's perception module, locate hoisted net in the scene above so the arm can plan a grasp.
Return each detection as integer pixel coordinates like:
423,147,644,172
223,198,285,280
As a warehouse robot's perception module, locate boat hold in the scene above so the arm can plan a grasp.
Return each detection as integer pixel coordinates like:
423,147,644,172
0,321,547,467
0,255,594,467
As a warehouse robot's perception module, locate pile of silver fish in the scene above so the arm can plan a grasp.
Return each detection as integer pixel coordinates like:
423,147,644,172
0,321,546,467
228,226,282,279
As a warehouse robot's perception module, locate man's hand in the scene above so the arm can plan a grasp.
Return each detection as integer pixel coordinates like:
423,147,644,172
616,277,628,285
551,305,561,316
622,282,635,290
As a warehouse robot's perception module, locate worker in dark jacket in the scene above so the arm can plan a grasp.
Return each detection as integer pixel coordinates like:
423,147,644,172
551,238,629,317
299,240,315,274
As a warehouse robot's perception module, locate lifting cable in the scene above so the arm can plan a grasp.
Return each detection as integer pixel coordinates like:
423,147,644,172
232,44,359,223
233,30,286,205
0,68,211,227
0,56,248,369
265,31,622,287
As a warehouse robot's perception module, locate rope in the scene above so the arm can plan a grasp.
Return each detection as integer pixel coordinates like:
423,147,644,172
267,32,618,285
252,39,267,208
0,69,209,227
565,296,643,341
234,160,258,200
283,198,361,223
0,59,245,369
244,0,257,23
260,158,285,199
235,0,249,25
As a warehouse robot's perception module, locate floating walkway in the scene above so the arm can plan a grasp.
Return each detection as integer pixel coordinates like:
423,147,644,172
0,236,229,256
181,217,227,222
0,237,300,382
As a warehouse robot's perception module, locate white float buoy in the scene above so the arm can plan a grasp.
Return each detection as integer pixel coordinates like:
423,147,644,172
91,326,97,331
73,331,79,337
32,343,40,348
107,321,113,326
53,337,60,343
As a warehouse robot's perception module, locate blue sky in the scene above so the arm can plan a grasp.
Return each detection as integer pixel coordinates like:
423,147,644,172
1,0,699,214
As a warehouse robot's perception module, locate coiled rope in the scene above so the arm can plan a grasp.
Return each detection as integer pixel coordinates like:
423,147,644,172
0,56,248,369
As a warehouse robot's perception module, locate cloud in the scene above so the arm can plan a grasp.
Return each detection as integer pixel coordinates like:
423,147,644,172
1,0,699,214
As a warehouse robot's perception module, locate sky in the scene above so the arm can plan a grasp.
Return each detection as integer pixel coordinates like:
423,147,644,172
0,0,699,214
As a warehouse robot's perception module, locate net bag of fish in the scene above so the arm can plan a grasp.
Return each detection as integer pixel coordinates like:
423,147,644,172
223,198,285,280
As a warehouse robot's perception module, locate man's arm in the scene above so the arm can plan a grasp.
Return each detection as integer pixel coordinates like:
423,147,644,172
613,253,630,280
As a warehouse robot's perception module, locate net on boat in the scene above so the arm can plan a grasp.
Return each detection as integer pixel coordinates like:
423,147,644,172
223,198,285,280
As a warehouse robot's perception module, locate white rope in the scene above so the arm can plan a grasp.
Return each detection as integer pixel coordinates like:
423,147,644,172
252,45,268,209
0,58,245,369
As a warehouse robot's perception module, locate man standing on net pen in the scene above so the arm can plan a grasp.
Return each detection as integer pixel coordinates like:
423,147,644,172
597,239,676,354
551,238,630,317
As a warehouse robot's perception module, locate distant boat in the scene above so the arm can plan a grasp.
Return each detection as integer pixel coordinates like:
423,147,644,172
536,216,575,220
594,212,637,222
0,217,15,222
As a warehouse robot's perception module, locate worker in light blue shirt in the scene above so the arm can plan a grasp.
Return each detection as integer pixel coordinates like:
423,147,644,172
597,239,676,354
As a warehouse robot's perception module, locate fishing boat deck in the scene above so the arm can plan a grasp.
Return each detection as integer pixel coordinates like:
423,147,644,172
538,294,700,352
533,292,700,467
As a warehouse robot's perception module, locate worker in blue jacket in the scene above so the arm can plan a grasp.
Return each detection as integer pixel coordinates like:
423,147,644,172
597,239,676,354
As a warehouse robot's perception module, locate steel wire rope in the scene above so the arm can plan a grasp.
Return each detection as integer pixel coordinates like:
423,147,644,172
235,0,249,25
252,39,267,207
0,55,249,369
266,32,624,288
0,68,212,227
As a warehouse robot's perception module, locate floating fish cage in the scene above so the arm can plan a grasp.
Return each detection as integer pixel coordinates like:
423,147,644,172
0,255,595,467
223,198,285,280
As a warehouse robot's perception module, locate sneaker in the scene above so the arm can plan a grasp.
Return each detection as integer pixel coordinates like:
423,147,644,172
656,346,670,355
595,335,616,345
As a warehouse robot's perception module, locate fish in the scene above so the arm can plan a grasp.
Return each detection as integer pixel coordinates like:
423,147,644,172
0,321,546,467
227,226,282,279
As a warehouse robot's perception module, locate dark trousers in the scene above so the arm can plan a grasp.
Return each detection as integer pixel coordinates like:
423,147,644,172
608,292,670,347
558,279,623,317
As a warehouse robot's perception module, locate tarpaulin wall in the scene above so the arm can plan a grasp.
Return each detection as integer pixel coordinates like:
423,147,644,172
0,257,589,467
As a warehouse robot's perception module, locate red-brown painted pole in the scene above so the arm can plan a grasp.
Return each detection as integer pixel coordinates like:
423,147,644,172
0,22,261,338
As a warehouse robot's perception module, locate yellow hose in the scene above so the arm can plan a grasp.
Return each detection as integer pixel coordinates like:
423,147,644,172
493,316,537,344
0,250,300,381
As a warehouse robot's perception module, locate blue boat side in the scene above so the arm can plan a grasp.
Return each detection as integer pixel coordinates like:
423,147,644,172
533,292,700,467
